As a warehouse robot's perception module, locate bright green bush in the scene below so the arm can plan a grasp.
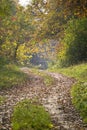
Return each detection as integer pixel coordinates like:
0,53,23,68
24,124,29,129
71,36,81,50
71,82,87,123
12,100,53,130
59,18,87,67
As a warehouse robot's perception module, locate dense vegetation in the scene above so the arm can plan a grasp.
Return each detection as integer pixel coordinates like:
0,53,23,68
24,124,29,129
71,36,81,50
58,18,87,67
12,100,53,130
0,0,87,65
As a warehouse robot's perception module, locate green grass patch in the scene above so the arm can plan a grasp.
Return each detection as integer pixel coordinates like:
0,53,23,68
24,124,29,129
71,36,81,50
49,63,87,82
71,82,87,123
0,58,28,89
12,99,53,130
49,63,87,123
30,68,55,86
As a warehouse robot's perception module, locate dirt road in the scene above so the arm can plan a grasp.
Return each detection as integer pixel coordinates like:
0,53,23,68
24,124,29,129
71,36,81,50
0,67,87,130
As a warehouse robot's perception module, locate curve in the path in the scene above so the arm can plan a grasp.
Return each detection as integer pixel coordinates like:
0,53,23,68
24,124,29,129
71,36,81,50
0,68,87,130
42,72,86,130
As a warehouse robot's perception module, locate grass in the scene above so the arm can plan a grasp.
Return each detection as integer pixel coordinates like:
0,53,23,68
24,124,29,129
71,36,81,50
71,82,87,123
49,63,87,82
49,63,87,123
12,99,53,130
29,68,55,86
0,58,29,89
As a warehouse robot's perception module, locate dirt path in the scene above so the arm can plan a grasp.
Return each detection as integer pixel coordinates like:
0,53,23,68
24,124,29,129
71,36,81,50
43,72,86,130
0,67,87,130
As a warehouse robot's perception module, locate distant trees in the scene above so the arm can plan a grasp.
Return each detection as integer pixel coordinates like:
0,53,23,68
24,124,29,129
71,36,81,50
0,0,17,17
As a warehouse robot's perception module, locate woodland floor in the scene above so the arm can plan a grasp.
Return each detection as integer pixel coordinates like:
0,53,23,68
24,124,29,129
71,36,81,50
0,67,87,130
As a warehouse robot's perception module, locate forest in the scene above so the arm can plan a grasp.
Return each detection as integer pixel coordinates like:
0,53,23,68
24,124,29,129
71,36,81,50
0,0,87,130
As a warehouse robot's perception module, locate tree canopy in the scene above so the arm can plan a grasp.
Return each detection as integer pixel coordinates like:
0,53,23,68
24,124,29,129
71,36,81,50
0,0,87,65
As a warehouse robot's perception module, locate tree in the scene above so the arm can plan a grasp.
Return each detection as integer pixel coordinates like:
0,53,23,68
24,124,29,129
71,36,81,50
0,3,37,63
0,0,17,17
34,0,87,40
58,18,87,66
64,0,87,18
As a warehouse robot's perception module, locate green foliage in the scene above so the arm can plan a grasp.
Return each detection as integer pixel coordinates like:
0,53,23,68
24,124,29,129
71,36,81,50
71,82,87,123
0,57,28,89
49,63,87,82
0,0,16,17
59,18,87,66
26,0,87,41
0,4,36,63
12,99,53,130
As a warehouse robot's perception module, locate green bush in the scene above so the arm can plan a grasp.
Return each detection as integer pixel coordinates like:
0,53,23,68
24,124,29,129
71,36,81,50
12,100,53,130
59,18,87,67
71,82,87,123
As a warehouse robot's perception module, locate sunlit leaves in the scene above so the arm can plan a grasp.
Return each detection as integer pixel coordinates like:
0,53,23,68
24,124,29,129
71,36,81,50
1,40,17,60
0,4,36,63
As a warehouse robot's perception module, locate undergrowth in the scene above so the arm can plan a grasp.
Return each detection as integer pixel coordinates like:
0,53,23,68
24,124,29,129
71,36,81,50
71,82,87,123
0,58,28,89
49,63,87,82
12,99,53,130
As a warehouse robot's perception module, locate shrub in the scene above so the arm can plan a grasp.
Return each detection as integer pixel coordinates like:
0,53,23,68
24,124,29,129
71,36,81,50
59,18,87,67
71,82,87,123
12,100,53,130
